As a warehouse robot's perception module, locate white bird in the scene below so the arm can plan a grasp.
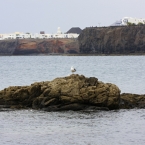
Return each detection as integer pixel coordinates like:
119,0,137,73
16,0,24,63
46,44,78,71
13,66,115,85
71,66,76,73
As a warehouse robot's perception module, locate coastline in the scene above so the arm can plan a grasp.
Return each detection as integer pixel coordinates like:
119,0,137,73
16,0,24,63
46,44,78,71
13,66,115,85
1,53,145,56
1,26,145,55
59,53,145,56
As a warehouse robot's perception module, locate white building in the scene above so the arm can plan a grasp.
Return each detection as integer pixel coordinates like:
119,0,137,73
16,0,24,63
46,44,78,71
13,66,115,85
111,17,145,26
0,27,80,40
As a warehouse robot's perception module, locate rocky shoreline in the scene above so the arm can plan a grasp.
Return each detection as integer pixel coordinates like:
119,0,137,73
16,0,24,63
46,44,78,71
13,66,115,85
0,74,145,111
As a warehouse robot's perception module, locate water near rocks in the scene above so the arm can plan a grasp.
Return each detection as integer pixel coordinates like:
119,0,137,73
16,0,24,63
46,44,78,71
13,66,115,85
0,56,145,145
0,56,145,94
1,109,145,145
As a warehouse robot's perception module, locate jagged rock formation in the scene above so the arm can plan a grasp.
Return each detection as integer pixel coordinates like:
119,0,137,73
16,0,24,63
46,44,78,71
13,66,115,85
120,93,145,109
0,74,121,111
0,38,79,55
0,74,145,111
78,26,145,54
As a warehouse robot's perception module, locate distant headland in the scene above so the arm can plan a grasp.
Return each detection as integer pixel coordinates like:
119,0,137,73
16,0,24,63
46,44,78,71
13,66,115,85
0,17,145,55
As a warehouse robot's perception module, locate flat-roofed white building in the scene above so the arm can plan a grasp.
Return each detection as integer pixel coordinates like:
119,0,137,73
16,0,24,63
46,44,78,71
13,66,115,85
51,27,79,38
111,17,145,26
0,27,80,40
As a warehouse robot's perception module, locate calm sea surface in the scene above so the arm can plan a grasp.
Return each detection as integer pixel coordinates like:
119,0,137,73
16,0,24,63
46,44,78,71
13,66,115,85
0,56,145,145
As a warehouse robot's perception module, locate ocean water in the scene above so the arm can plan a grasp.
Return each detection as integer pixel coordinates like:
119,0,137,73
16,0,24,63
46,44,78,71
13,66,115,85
0,56,145,145
0,109,145,145
0,56,145,94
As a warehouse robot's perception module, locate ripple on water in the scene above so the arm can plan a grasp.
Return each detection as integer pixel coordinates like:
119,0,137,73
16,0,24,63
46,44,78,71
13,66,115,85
0,56,145,144
0,56,145,94
0,109,145,145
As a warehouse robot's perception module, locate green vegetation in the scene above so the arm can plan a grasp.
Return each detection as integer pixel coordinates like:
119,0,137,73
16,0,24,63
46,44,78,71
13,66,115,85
127,22,136,26
138,22,144,26
127,22,145,26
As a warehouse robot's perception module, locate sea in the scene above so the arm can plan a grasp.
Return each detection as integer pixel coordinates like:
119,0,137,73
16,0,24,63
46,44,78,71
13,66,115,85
0,55,145,145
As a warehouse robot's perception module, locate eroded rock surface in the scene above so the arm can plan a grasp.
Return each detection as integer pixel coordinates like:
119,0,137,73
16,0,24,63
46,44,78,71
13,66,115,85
0,74,121,111
1,74,145,111
0,38,79,55
78,26,145,54
120,93,145,109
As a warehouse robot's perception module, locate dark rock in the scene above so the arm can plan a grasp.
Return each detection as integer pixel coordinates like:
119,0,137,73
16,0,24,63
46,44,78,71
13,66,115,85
2,75,145,111
120,93,145,109
0,40,16,55
0,39,79,55
0,74,121,111
78,26,145,54
3,75,145,111
43,103,87,111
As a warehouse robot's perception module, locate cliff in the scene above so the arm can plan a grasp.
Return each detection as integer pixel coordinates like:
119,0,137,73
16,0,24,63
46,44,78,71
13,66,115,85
0,38,79,55
1,26,145,55
78,26,145,54
0,40,17,55
0,74,145,111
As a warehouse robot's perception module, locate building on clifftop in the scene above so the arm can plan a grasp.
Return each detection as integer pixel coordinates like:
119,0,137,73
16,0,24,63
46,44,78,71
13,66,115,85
111,17,145,26
0,27,81,40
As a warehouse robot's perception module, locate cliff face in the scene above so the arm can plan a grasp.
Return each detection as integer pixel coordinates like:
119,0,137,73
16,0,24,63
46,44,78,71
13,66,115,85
78,26,145,54
0,38,79,55
1,26,145,55
0,40,17,55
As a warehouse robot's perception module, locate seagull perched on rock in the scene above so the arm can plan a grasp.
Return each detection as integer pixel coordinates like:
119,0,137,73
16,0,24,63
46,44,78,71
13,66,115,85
71,66,76,73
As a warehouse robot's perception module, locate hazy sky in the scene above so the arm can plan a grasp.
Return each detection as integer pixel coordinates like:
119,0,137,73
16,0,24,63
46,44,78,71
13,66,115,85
0,0,145,33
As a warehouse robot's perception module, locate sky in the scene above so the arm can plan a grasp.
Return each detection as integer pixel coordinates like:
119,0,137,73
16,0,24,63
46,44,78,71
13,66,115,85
0,0,145,34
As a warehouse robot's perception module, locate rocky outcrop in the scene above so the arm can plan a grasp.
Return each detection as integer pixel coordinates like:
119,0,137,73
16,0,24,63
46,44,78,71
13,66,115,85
0,75,145,111
78,26,145,54
0,38,79,55
120,93,145,109
0,74,121,111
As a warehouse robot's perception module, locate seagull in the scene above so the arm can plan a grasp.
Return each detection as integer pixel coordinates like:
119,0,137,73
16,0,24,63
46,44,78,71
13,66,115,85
71,66,76,73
